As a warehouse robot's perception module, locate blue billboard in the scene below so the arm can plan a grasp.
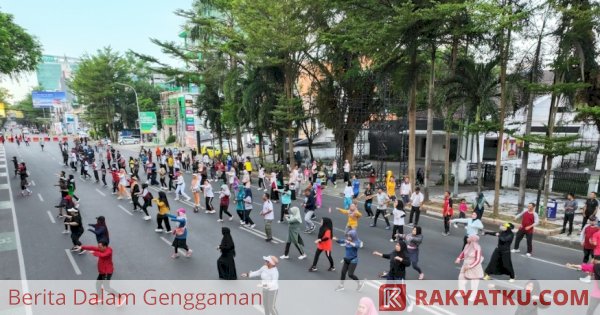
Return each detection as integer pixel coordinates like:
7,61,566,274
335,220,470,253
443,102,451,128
31,91,67,108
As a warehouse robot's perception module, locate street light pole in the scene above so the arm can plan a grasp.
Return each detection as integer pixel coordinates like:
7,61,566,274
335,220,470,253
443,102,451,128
115,82,141,143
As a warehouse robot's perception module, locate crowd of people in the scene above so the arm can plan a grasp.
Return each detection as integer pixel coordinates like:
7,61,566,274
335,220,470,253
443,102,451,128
9,135,600,315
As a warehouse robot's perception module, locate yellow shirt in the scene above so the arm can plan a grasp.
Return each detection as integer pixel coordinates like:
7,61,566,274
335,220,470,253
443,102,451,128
338,208,362,229
153,199,170,215
386,179,396,197
244,161,252,172
167,157,174,167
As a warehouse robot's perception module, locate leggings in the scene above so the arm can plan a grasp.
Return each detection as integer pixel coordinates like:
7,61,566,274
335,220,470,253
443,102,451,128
373,209,390,227
311,249,334,269
101,174,107,186
220,205,233,219
584,249,593,263
71,231,82,247
244,209,254,225
258,178,265,189
157,215,171,231
340,261,359,282
365,201,374,217
93,170,99,182
407,248,422,274
391,225,404,241
132,197,141,211
280,203,290,222
205,197,214,211
141,198,150,216
444,215,451,233
160,177,167,188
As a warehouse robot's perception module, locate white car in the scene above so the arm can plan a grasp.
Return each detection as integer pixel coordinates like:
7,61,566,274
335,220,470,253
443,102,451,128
118,137,139,145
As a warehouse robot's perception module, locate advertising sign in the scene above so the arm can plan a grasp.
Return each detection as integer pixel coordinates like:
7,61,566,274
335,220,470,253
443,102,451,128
32,91,66,108
139,111,158,134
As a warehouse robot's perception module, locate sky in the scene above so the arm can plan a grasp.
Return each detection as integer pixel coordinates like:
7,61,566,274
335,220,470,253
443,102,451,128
0,0,193,102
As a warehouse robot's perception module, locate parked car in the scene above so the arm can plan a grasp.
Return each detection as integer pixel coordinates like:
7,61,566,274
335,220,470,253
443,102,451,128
200,145,230,158
118,137,139,145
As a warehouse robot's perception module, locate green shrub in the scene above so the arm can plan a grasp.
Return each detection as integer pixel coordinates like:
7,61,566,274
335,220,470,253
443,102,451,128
166,135,176,144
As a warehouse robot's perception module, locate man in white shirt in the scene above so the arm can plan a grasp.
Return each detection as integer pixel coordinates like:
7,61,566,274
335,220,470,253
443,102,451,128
343,160,350,183
370,187,391,229
400,176,412,206
261,193,275,242
408,187,424,226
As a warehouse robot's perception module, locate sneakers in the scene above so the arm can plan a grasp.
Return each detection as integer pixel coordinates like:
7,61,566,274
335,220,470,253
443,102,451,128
453,223,458,229
249,224,256,229
62,230,70,234
164,230,171,234
483,274,491,280
334,285,345,292
174,197,180,201
279,255,289,259
185,249,193,257
385,226,391,230
171,253,179,259
217,219,224,222
228,217,233,221
298,254,307,260
357,280,365,292
328,267,336,272
418,273,425,280
369,224,376,227
390,239,395,242
240,220,245,225
525,253,532,257
155,228,164,232
309,267,318,272
508,278,516,283
510,249,520,253
144,216,151,221
278,220,284,223
580,275,591,283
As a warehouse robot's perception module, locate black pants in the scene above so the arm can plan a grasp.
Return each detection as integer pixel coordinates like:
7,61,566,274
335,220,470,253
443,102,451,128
514,229,533,254
93,170,99,182
71,231,82,246
284,240,304,256
258,178,264,189
583,249,593,263
96,273,119,296
141,198,151,216
263,289,279,315
112,181,118,193
244,209,254,225
583,214,593,230
280,203,290,222
157,214,171,231
562,212,574,234
365,201,374,217
409,206,420,225
392,225,404,241
160,177,167,188
206,197,214,211
220,205,233,219
132,197,142,211
311,249,334,268
343,172,349,183
373,209,390,227
444,215,451,233
340,261,359,281
101,174,107,186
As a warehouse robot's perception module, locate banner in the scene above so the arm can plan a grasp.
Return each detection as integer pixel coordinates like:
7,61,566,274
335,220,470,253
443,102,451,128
32,91,66,108
139,112,158,134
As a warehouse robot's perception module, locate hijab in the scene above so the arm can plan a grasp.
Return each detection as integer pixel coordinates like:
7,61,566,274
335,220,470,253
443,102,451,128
289,206,302,223
464,234,481,256
347,229,360,243
220,227,235,256
356,297,378,315
221,184,230,196
318,217,333,239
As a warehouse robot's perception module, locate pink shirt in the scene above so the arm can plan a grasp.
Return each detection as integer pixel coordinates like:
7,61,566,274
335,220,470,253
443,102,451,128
581,264,600,298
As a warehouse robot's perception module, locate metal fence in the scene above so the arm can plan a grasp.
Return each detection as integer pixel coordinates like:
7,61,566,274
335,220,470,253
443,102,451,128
558,140,599,170
514,168,590,196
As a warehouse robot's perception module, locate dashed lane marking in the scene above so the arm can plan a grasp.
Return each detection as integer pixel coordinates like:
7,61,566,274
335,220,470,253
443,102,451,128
95,189,106,197
37,193,43,202
46,211,56,224
118,205,133,216
64,249,82,275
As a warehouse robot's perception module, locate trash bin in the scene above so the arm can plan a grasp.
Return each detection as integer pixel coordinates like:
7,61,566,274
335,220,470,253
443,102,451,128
546,199,558,220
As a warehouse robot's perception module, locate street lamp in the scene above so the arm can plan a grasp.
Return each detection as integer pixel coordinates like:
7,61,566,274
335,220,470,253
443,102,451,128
115,82,141,143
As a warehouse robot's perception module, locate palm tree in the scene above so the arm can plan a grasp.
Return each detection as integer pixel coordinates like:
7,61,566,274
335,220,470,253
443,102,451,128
445,57,500,193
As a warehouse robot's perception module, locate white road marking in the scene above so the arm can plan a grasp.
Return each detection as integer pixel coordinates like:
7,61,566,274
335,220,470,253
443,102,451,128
2,146,30,314
37,193,43,202
30,180,35,186
160,236,184,254
520,254,571,269
46,211,56,224
95,188,106,197
238,226,282,244
118,205,133,216
64,249,82,275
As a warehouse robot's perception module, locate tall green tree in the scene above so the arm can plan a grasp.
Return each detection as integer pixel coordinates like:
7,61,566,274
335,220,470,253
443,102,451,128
0,11,42,76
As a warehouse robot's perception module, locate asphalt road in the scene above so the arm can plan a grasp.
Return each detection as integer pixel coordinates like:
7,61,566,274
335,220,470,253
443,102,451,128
2,140,586,283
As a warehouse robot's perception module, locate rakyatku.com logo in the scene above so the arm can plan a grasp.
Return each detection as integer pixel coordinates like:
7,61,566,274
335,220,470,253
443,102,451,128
379,284,406,311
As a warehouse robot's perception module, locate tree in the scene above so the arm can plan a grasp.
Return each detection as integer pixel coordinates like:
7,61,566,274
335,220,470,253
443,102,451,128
0,11,42,76
69,47,131,140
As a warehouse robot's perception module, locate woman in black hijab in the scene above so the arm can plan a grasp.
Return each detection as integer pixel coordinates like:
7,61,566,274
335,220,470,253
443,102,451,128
217,227,237,280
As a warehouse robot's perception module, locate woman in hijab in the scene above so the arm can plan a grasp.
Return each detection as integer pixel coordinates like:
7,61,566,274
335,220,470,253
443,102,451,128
355,297,378,315
373,241,411,281
280,207,306,260
218,184,234,222
217,227,237,280
455,235,484,293
167,208,192,258
88,216,109,245
334,229,364,292
473,192,491,220
484,222,515,281
309,217,334,272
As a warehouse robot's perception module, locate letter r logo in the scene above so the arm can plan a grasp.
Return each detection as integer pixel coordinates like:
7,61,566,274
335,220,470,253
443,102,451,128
379,284,406,311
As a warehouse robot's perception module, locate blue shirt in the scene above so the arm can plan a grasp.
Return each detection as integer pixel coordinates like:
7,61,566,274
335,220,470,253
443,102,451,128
167,214,187,239
281,191,291,205
336,239,361,263
352,179,360,195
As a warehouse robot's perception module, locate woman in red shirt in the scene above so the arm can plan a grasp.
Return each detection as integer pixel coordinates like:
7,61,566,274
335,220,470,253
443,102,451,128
309,217,335,272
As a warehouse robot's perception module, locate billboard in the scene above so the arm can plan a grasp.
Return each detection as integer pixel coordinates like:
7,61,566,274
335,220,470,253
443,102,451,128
139,111,158,134
32,91,66,108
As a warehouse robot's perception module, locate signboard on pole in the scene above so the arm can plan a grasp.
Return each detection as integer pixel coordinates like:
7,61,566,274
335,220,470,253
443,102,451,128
32,91,66,108
139,111,158,134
